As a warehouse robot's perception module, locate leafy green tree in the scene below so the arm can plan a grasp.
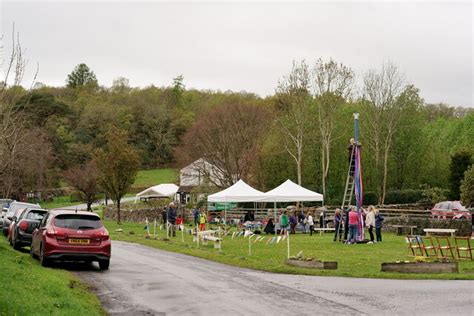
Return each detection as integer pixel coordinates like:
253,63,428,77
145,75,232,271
460,165,474,207
448,151,472,200
96,128,140,224
66,63,98,88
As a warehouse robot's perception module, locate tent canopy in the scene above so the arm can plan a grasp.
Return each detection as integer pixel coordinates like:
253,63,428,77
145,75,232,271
136,183,179,198
207,179,266,202
262,179,323,202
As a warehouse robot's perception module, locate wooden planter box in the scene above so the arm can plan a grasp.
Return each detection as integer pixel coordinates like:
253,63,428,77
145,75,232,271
286,259,337,270
381,262,458,274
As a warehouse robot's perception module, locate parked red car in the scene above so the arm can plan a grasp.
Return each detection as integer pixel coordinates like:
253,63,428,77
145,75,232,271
31,210,111,269
431,201,471,220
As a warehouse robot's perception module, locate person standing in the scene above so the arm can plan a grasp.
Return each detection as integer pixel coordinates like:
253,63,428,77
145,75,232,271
289,213,297,234
366,205,376,243
279,210,289,235
333,209,342,242
307,212,314,236
199,211,207,231
375,208,384,242
347,207,359,244
343,207,350,242
167,202,177,237
319,209,326,228
192,208,200,227
298,210,306,233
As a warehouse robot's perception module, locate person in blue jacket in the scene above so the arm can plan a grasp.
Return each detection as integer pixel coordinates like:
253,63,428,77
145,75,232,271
375,208,384,242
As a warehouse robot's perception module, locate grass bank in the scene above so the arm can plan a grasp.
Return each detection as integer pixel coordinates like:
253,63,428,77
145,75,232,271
0,238,104,315
133,168,178,188
40,195,81,209
105,220,474,280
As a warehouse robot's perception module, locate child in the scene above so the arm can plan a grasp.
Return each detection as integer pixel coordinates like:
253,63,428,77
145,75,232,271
199,212,207,231
375,208,384,242
279,210,289,235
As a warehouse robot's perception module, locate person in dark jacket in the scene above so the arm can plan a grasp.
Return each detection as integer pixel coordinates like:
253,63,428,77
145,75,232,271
289,213,297,234
167,203,177,237
244,210,254,222
343,207,350,242
192,208,200,227
333,208,343,242
264,218,275,234
375,208,384,242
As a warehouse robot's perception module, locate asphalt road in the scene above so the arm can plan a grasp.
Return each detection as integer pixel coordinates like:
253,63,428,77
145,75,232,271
56,197,136,211
77,241,474,316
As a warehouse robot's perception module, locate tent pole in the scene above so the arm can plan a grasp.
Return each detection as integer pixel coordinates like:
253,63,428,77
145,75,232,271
287,230,290,259
274,201,277,236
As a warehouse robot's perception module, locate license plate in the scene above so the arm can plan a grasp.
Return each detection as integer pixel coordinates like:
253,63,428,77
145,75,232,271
68,238,90,244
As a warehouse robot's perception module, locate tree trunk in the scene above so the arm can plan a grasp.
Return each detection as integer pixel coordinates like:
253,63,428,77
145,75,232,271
321,145,326,198
87,201,92,212
117,199,121,225
297,143,302,185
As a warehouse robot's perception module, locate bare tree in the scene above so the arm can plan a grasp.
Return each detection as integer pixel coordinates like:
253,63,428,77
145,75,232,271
362,62,404,204
179,102,270,188
0,26,40,197
275,60,312,185
311,58,354,198
64,160,100,212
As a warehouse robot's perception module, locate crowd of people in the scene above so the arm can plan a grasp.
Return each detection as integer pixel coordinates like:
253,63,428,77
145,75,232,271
161,202,384,244
260,205,384,244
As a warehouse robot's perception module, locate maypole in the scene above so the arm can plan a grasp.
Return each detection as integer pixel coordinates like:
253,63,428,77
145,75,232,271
353,113,364,241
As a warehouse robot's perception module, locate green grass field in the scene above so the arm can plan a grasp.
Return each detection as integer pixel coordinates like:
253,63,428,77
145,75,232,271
133,168,178,187
40,196,82,209
0,238,104,315
105,220,474,280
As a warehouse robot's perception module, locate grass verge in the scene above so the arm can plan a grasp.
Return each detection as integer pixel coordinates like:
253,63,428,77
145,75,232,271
105,220,474,280
0,238,104,315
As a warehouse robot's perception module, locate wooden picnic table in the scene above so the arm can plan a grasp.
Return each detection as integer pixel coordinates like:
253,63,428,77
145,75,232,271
423,228,457,237
390,225,418,235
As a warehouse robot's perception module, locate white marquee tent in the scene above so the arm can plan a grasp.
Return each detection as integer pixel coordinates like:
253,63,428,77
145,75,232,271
207,179,266,202
262,179,324,202
135,183,179,202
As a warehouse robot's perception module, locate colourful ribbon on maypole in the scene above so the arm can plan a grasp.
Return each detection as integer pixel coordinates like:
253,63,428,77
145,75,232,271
353,113,364,241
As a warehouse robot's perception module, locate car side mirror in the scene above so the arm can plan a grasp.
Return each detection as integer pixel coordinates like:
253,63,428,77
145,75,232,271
11,216,17,222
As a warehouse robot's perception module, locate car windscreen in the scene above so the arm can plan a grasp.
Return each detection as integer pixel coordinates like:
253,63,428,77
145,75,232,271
25,210,47,221
54,214,102,230
7,203,39,217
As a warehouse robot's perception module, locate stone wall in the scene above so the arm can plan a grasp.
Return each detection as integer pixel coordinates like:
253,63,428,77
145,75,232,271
384,217,472,236
104,206,194,223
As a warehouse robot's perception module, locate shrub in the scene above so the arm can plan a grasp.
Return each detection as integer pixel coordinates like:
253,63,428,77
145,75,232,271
460,165,474,207
384,189,424,204
420,185,449,204
363,192,378,206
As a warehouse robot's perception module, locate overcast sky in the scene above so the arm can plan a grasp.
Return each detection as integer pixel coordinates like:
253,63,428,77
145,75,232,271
1,1,473,106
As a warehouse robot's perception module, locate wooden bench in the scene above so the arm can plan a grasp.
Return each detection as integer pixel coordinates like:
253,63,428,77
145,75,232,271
390,225,418,235
195,230,222,249
203,235,223,249
311,228,336,236
424,228,457,237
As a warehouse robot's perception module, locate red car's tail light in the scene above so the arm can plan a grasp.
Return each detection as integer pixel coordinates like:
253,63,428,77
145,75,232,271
54,228,67,240
46,228,56,237
18,220,28,231
92,231,109,241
